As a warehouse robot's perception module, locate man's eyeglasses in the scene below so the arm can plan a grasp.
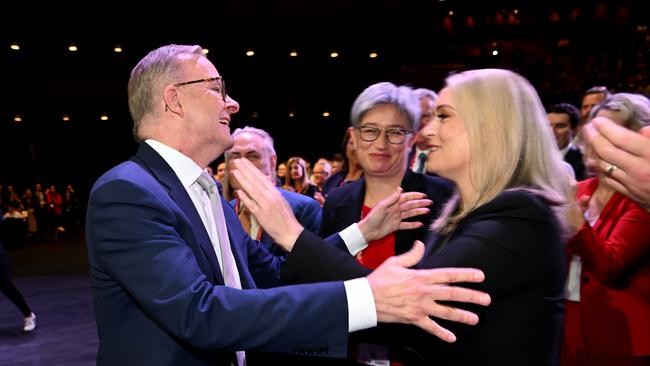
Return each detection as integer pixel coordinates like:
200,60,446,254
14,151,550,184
174,76,226,101
355,126,413,145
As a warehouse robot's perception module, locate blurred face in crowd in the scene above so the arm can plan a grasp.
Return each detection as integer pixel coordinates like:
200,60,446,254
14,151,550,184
345,134,357,165
331,160,343,175
584,110,624,177
419,96,436,127
226,132,274,189
547,112,573,149
414,96,436,149
276,163,287,179
352,104,414,179
215,162,226,181
422,88,470,184
311,164,329,186
289,161,304,180
581,92,607,122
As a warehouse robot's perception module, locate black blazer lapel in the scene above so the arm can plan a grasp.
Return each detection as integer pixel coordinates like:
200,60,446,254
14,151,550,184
131,143,225,284
334,178,365,232
395,171,427,255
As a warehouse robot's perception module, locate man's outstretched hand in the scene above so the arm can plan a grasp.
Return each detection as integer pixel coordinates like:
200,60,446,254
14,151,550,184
368,241,490,343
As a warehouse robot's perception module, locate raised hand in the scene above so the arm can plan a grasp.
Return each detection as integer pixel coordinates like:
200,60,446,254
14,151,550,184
584,117,650,205
358,187,432,242
232,158,304,250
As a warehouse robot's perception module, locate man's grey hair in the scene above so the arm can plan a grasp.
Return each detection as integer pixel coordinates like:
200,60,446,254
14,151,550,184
225,126,277,160
590,92,650,131
413,88,438,101
128,44,204,140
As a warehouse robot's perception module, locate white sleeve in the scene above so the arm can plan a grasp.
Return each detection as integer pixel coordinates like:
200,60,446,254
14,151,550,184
343,277,377,332
339,223,368,256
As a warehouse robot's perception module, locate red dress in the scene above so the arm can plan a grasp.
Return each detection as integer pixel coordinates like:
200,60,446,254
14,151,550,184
561,178,650,366
356,205,395,269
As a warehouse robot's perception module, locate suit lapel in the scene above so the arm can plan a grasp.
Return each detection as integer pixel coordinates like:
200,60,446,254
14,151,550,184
131,143,225,284
335,179,365,231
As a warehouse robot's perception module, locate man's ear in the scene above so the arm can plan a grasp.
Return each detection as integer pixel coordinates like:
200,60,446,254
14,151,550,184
270,154,278,173
163,85,183,115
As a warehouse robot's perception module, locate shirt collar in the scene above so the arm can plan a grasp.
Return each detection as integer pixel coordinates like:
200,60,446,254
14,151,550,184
560,142,574,157
145,139,205,189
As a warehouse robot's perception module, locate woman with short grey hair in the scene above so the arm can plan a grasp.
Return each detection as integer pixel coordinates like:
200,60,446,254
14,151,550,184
320,81,453,269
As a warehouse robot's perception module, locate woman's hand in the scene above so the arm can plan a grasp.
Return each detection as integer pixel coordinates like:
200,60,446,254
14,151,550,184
358,188,432,242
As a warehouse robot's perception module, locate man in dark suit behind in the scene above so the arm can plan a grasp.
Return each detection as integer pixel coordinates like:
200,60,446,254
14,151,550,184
85,44,491,366
408,88,438,175
548,103,587,180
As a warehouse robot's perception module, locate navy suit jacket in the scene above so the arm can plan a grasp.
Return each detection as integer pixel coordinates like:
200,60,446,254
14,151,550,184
86,143,348,365
320,170,454,256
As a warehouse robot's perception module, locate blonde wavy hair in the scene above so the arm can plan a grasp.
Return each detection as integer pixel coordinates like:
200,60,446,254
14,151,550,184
433,69,572,236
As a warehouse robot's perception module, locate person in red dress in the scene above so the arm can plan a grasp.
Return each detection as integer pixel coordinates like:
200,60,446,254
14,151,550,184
563,93,650,366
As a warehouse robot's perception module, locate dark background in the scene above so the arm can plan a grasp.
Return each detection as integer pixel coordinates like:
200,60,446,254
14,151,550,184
1,0,648,209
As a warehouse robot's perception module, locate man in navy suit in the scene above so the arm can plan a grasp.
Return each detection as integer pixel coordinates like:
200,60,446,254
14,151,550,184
85,44,490,366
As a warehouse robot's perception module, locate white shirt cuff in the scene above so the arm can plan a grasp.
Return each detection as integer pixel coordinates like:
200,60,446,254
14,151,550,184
339,223,368,256
344,278,377,332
